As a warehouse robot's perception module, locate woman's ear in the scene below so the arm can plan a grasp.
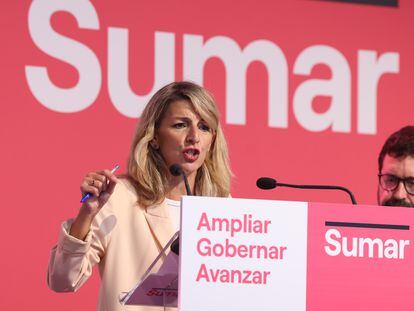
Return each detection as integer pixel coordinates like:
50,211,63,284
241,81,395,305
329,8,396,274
150,138,159,150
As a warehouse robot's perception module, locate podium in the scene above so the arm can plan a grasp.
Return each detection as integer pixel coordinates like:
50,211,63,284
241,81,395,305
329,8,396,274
121,196,414,310
119,231,179,309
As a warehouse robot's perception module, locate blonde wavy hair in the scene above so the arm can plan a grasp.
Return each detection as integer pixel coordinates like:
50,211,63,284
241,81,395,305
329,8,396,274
127,81,231,207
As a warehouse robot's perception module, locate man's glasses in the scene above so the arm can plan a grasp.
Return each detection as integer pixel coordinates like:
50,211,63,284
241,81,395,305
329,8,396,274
378,174,414,195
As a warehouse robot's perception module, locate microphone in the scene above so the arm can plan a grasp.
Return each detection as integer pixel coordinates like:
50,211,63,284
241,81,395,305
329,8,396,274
170,234,180,255
169,164,193,256
256,177,357,205
169,164,192,196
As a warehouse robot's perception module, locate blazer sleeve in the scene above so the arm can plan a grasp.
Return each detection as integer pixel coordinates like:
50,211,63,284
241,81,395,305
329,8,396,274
47,214,109,292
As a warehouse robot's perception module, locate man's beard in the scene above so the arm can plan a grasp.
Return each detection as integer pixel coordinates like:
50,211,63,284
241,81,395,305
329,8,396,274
382,197,414,207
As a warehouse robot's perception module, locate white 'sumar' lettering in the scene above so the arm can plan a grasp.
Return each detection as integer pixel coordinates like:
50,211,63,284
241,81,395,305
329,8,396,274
324,228,410,259
25,0,400,134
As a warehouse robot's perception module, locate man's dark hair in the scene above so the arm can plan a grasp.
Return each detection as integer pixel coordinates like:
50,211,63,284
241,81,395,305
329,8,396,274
378,126,414,172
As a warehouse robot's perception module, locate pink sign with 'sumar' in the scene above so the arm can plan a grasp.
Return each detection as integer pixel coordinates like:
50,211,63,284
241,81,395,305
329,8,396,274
307,203,414,310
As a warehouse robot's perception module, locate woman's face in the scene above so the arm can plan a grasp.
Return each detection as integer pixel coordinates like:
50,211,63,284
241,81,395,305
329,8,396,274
154,100,214,178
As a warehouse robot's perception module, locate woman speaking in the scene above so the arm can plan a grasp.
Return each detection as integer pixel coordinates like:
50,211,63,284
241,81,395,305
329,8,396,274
47,81,232,310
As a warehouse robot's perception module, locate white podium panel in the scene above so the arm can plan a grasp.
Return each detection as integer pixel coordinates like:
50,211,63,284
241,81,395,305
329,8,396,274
179,196,308,310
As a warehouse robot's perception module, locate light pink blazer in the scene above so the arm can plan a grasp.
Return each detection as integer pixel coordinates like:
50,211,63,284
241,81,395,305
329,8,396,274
48,179,176,311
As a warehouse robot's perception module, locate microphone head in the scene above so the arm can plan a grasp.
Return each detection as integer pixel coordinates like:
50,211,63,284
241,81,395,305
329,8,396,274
169,164,183,176
170,237,179,255
256,177,277,190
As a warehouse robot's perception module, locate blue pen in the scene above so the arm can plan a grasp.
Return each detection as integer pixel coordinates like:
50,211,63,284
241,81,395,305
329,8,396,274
80,164,120,203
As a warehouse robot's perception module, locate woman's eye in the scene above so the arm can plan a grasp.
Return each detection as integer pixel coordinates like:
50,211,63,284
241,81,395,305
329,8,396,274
199,123,210,132
173,123,186,129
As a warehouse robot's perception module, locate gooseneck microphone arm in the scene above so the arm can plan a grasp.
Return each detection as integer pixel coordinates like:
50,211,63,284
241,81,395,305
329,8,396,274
169,164,194,256
256,177,357,205
277,182,357,205
169,164,193,196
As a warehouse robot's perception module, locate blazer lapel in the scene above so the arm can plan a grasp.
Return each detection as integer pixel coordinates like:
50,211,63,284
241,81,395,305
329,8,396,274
144,200,175,250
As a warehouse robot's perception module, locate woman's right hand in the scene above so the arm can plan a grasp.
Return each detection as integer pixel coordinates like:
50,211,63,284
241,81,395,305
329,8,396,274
80,169,119,217
69,169,119,240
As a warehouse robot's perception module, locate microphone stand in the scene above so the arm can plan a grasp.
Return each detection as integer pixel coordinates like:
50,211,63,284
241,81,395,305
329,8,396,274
276,182,357,205
169,164,193,255
257,177,357,205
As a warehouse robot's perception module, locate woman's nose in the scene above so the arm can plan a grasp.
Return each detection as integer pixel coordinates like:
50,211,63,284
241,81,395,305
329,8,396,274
186,125,200,144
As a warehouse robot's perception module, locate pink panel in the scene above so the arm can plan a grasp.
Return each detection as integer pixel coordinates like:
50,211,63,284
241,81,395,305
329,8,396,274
308,203,414,310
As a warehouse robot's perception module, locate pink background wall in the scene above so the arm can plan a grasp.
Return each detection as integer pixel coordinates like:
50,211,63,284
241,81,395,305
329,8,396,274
1,0,412,309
